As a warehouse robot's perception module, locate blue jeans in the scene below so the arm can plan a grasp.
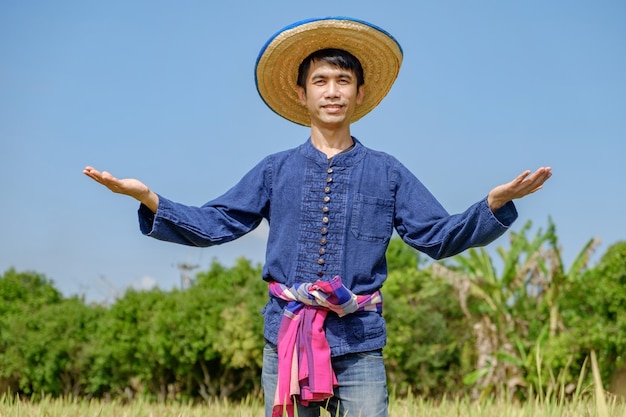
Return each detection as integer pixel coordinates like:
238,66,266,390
262,342,389,417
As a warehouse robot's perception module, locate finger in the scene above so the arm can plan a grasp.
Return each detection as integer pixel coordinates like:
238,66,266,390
528,167,552,185
83,166,105,178
533,166,552,178
519,174,551,196
94,171,121,188
521,167,551,185
83,168,103,182
83,168,118,188
526,185,546,197
542,167,553,180
514,170,532,183
83,166,97,176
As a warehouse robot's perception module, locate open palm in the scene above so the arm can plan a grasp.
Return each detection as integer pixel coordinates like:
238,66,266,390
488,167,552,211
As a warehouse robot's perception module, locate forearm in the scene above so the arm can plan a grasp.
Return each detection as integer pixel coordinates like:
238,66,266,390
400,198,516,260
487,190,508,212
135,189,159,213
138,195,264,247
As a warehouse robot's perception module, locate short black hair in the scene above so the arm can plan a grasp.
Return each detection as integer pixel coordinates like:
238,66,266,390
297,48,365,90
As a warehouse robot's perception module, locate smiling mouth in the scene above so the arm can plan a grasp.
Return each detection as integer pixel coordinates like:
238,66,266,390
322,104,343,112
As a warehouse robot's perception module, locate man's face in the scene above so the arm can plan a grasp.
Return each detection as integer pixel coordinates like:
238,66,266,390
297,60,364,129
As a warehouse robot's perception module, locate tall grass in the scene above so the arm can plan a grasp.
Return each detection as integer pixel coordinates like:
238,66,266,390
2,393,625,417
1,351,624,417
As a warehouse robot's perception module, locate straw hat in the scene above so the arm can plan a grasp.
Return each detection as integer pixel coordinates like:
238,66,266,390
255,17,403,126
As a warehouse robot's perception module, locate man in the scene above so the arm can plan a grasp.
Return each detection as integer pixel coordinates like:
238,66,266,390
84,17,551,417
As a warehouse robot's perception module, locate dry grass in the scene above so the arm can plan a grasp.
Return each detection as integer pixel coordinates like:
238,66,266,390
2,351,624,417
1,394,625,417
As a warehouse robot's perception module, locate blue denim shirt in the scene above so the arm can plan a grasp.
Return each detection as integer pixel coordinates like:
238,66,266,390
138,138,517,356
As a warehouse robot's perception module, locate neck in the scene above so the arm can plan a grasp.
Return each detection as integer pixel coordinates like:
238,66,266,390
309,125,354,158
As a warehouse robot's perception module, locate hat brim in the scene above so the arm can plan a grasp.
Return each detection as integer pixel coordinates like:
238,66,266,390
255,17,403,127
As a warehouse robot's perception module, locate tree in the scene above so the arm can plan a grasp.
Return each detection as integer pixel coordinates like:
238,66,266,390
0,269,64,395
554,241,626,391
191,257,266,400
0,268,61,314
0,269,104,397
432,219,598,400
87,257,267,402
12,298,102,396
88,288,167,399
383,239,471,397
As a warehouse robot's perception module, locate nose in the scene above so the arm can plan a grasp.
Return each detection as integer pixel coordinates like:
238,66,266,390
325,81,340,98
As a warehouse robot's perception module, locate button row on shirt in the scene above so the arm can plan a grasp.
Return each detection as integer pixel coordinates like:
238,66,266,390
318,167,334,275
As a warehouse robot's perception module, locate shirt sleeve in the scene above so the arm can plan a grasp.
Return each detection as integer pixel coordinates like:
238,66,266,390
137,157,271,247
392,162,518,260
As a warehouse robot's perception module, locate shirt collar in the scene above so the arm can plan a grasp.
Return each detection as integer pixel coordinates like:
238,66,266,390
300,137,367,167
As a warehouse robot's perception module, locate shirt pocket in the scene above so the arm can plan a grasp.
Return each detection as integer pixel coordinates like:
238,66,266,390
351,193,394,243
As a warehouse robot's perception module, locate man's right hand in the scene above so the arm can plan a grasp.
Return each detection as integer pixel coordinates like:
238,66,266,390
83,166,159,213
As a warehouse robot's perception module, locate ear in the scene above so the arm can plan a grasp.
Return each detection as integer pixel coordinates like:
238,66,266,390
297,86,307,105
356,85,365,105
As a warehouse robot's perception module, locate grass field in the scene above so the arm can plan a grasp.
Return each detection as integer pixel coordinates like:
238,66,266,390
2,352,624,416
1,394,626,417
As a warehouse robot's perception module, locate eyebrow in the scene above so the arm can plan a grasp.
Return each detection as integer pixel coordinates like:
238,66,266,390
310,71,355,82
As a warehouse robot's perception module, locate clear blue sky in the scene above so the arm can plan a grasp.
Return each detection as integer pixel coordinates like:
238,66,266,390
1,1,624,303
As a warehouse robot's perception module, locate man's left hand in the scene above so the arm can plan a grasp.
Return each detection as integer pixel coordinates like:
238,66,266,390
488,167,552,211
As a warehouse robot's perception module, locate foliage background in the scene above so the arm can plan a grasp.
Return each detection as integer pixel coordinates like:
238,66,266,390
1,220,625,403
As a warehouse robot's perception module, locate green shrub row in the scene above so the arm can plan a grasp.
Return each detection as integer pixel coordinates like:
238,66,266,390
1,220,625,402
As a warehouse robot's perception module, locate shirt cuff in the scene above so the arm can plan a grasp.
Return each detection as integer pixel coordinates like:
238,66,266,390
138,202,157,235
489,199,518,227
